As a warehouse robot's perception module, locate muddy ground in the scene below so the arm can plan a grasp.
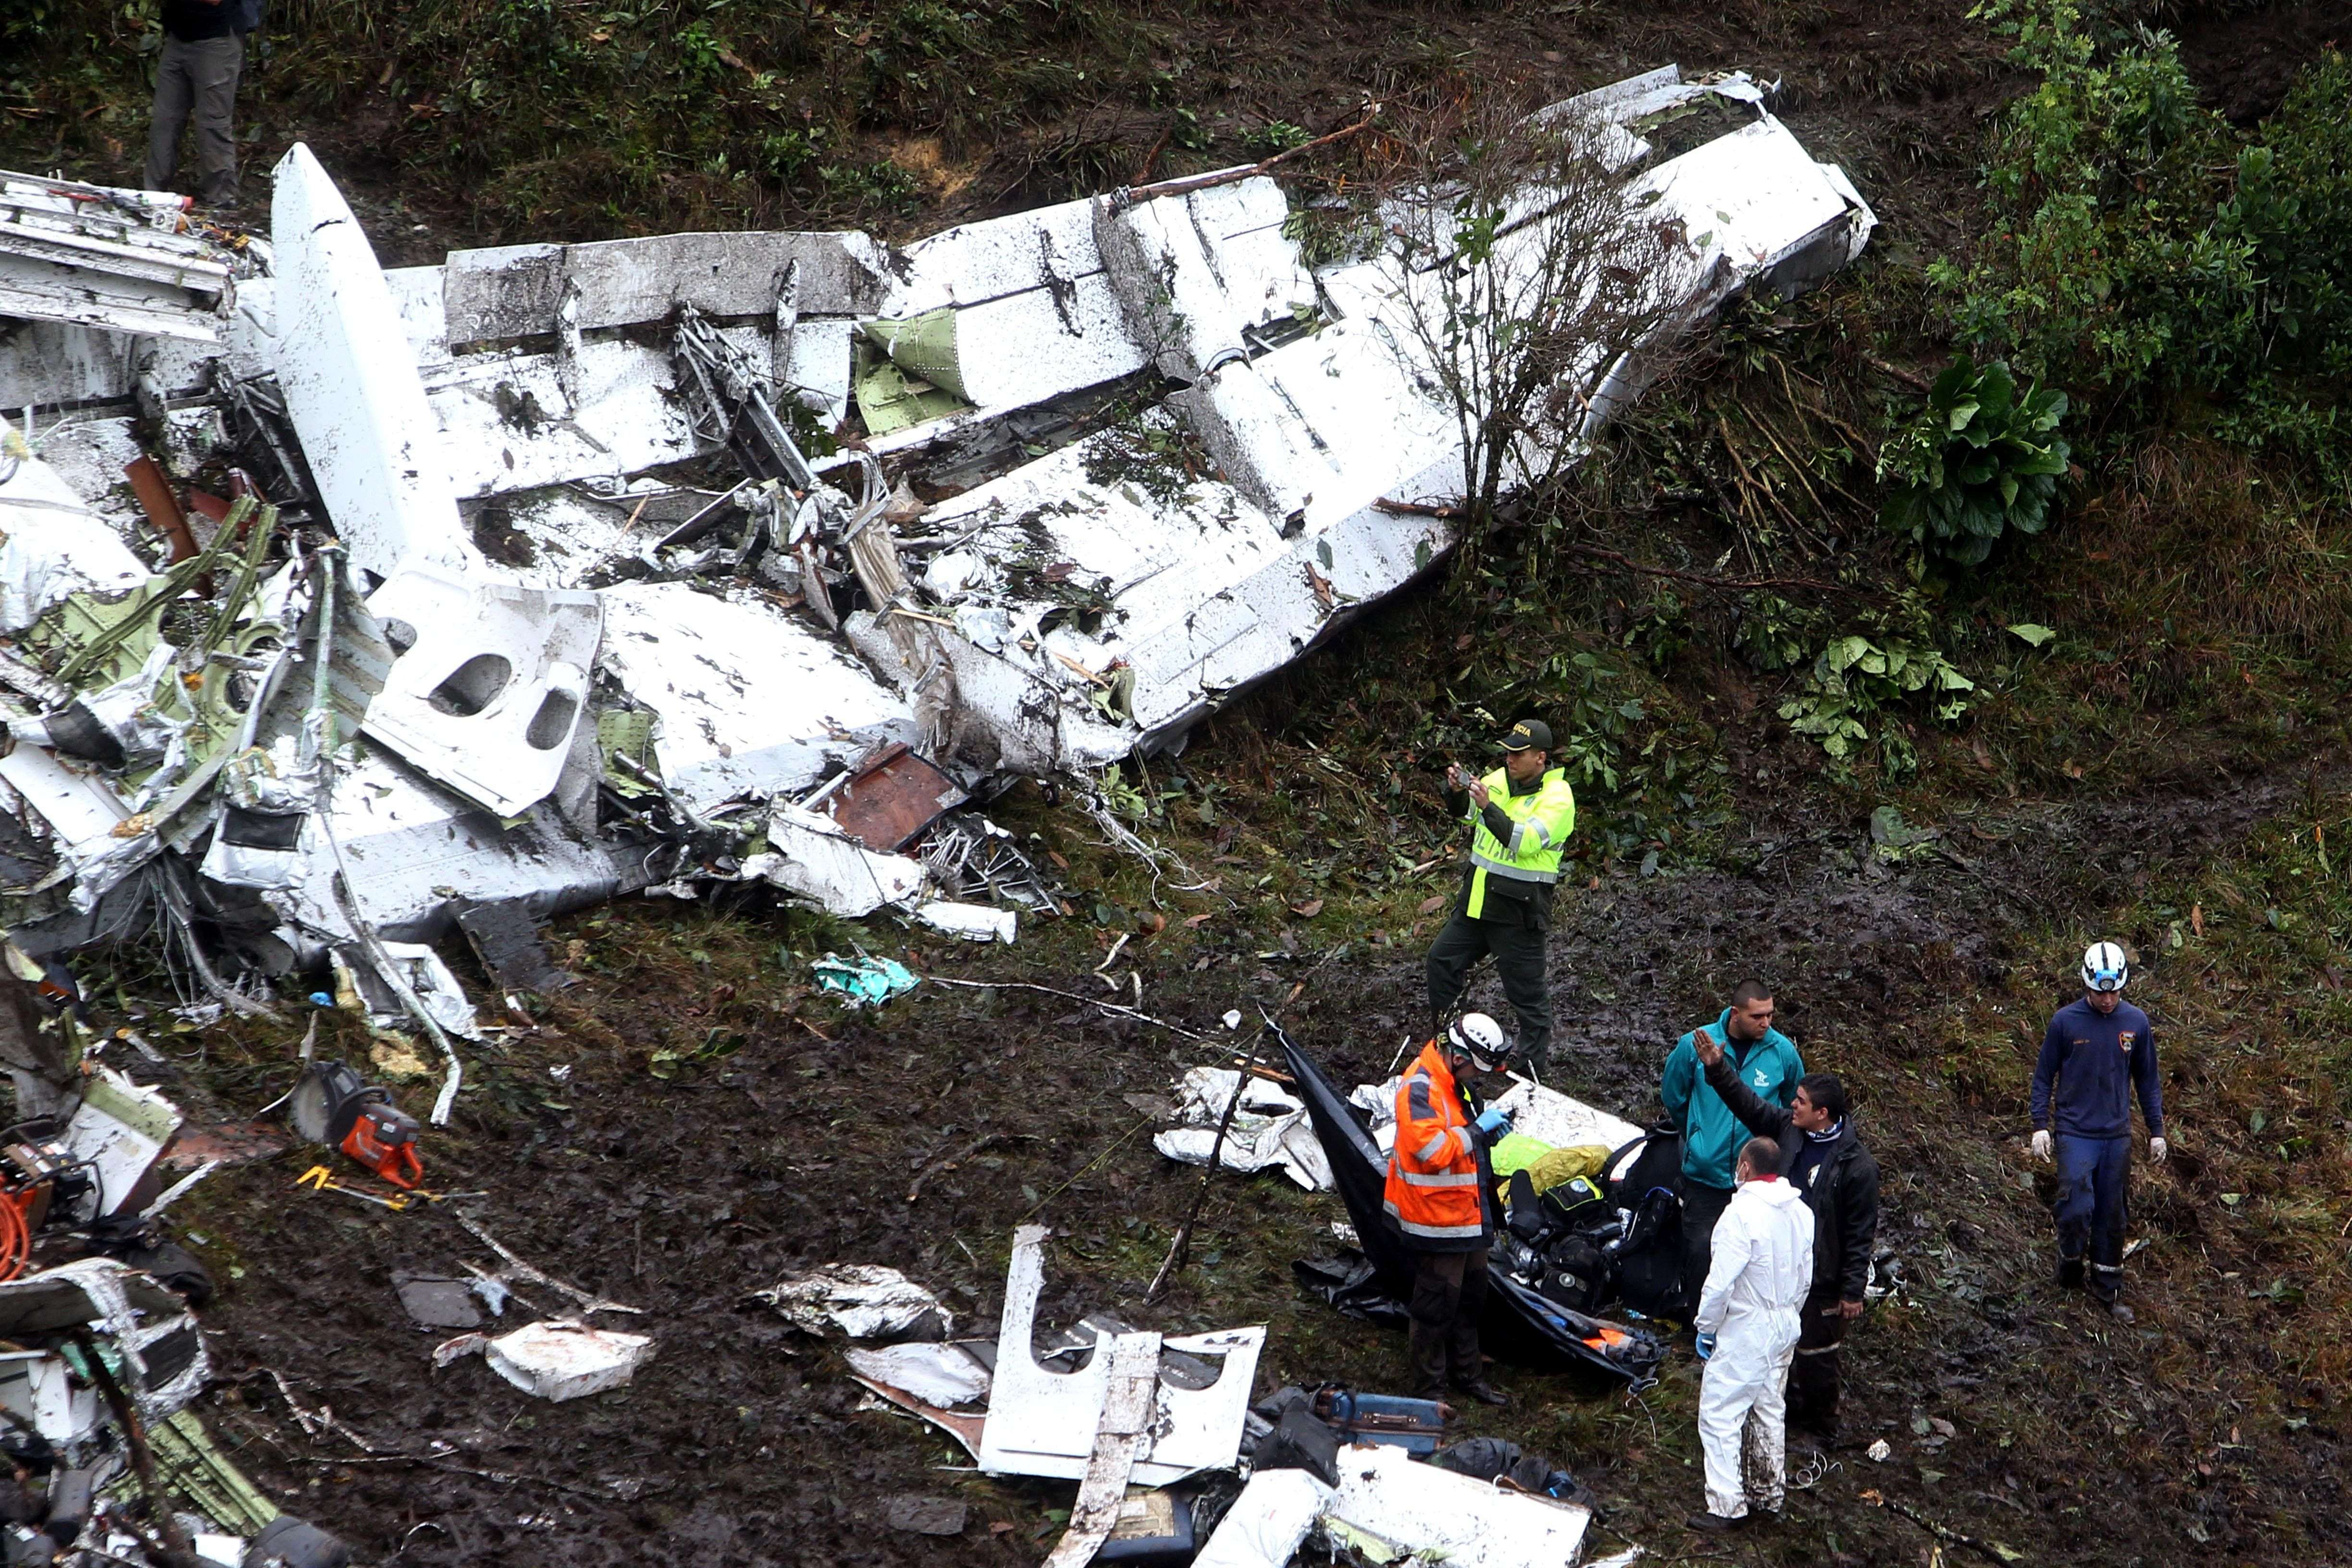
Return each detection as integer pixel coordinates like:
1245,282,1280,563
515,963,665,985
134,741,2336,1568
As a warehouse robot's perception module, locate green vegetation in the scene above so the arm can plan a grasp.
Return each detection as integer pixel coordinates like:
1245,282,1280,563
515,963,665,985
1940,4,2352,477
1879,355,2070,567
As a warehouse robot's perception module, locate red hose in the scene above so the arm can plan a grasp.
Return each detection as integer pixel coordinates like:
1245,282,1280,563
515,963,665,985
0,1191,32,1283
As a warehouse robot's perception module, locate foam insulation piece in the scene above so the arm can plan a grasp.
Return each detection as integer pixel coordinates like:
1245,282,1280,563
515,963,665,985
483,1320,653,1402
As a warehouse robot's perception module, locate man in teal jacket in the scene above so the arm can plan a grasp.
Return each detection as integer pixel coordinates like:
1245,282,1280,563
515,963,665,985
1662,981,1804,1315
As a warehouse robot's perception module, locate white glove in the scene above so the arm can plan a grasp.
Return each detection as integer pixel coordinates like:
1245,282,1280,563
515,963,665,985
2149,1136,2168,1163
2030,1129,2052,1163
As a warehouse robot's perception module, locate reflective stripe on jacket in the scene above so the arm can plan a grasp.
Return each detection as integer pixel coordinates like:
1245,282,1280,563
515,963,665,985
1384,1042,1485,1243
1464,765,1576,919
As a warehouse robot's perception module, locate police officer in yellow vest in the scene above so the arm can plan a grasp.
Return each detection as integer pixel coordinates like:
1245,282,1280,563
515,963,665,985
1426,719,1577,1078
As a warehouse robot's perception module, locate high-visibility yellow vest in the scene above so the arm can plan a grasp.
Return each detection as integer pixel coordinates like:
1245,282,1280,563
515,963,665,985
1463,765,1576,918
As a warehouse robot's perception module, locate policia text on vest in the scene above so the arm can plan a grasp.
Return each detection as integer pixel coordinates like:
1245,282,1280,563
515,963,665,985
1425,719,1577,1078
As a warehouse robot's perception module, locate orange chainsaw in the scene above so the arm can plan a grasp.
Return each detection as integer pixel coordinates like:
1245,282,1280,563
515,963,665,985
288,1061,424,1188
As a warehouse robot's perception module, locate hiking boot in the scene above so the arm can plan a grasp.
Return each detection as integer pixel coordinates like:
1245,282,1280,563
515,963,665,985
2103,1298,2135,1324
1451,1377,1509,1407
1685,1511,1748,1533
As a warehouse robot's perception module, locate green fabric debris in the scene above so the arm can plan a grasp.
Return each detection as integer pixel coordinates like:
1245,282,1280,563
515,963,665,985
854,308,975,435
1488,1132,1555,1179
813,953,919,1007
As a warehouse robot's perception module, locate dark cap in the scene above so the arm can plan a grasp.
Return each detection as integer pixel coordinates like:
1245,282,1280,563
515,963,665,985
1501,719,1552,752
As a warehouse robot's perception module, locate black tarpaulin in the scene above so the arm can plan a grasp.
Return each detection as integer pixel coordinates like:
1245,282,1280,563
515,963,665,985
1282,1032,1666,1388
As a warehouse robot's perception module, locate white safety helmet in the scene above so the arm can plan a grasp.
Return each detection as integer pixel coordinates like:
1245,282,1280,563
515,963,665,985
1445,1012,1509,1070
2081,941,2130,993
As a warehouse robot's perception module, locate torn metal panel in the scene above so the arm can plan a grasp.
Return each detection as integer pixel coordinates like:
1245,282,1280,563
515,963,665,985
1094,176,1316,383
594,582,917,814
451,897,576,993
61,1065,184,1219
0,440,150,634
441,230,884,343
269,143,480,582
1326,1440,1592,1568
979,1225,1262,1486
1040,1330,1162,1568
0,171,244,343
818,742,966,852
256,745,642,942
360,566,601,818
744,804,926,918
0,1259,210,1429
878,198,1104,315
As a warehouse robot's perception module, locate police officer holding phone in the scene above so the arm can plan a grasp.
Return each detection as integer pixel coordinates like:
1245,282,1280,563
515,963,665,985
1425,720,1577,1079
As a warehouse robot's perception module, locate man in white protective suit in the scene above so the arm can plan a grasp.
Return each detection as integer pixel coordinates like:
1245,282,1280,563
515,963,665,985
1687,1135,1816,1532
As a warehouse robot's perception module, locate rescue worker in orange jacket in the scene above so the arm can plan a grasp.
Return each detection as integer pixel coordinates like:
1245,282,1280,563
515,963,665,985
1385,1013,1515,1407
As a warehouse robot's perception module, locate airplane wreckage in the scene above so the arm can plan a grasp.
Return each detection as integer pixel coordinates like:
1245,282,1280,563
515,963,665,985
0,69,1874,1061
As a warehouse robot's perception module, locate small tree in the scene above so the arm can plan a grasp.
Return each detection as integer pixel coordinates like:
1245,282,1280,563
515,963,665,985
1382,95,1697,552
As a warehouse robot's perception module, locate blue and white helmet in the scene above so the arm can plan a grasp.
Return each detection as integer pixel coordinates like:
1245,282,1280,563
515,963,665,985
2081,941,2129,993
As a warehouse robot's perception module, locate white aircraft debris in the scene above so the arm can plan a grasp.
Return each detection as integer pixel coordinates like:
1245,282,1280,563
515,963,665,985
0,65,1873,1021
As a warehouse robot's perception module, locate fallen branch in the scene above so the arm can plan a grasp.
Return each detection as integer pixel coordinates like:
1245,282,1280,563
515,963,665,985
925,974,1213,1039
906,1131,1025,1204
1118,104,1381,206
1866,1491,2025,1565
1564,540,1853,595
1372,498,1854,593
451,1210,644,1317
1863,353,1937,392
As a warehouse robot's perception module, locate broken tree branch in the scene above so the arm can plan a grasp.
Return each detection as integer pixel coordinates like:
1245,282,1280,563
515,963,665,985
1869,1493,2026,1566
451,1210,644,1316
924,975,1212,1039
1117,103,1381,206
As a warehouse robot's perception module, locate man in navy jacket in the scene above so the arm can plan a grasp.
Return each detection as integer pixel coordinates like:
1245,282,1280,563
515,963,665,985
2030,941,2168,1322
145,0,263,209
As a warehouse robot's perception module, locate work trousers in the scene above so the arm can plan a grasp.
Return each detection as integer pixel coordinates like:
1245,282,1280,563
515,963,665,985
1788,1289,1848,1434
1406,1246,1490,1396
146,34,245,206
1678,1180,1733,1320
2054,1133,2130,1300
1425,911,1551,1076
1699,1327,1797,1519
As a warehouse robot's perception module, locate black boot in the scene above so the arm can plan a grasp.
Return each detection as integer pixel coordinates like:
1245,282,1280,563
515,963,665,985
2055,1251,2085,1289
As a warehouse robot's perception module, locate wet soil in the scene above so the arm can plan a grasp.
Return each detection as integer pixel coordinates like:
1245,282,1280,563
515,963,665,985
159,746,2341,1567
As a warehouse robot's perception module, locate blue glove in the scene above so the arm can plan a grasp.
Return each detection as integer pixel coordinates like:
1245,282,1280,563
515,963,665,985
1694,1333,1716,1362
1473,1106,1512,1139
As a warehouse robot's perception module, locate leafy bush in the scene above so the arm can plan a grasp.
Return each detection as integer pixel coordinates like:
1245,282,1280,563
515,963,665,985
1779,635,1974,779
1879,356,2070,566
1939,3,2352,446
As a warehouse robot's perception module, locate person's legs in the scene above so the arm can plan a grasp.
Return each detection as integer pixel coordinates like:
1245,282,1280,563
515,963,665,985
1407,1250,1469,1397
1447,1246,1491,1389
145,37,198,194
2052,1134,2104,1287
1696,1354,1761,1519
2086,1134,2131,1304
1424,913,1490,1029
1678,1182,1733,1319
1787,1292,1847,1437
1743,1341,1797,1514
1488,920,1553,1079
188,34,245,207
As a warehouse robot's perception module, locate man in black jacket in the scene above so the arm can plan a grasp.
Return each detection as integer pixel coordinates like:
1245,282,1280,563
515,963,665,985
1696,1032,1879,1444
